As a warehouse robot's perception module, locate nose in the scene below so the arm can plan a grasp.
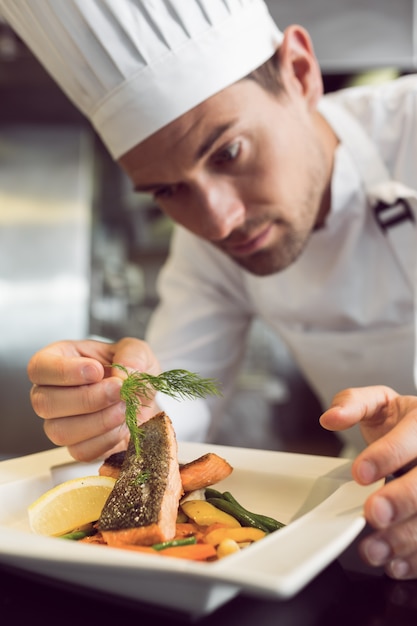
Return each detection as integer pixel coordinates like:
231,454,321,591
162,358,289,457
195,178,245,240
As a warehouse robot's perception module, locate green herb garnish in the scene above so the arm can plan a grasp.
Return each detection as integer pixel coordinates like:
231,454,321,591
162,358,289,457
112,364,222,456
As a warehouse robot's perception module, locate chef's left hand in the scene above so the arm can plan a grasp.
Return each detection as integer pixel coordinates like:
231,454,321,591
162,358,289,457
320,385,417,580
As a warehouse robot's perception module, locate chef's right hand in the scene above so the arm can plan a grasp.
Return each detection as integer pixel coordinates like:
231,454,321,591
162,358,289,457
27,337,161,462
320,386,417,580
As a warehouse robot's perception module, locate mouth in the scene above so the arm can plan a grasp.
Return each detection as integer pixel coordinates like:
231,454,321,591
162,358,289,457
225,224,273,257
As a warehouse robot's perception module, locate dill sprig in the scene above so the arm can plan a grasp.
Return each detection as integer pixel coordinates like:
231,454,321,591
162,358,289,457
112,364,222,456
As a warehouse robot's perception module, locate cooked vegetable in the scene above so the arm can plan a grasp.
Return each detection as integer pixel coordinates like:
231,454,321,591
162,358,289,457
173,522,202,537
181,499,241,528
153,544,216,561
204,526,266,546
120,542,217,561
152,536,197,551
216,538,240,559
222,491,285,531
205,489,285,532
60,528,96,541
205,497,269,531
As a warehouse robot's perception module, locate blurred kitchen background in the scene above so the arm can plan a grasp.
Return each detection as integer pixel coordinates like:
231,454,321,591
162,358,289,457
0,0,416,458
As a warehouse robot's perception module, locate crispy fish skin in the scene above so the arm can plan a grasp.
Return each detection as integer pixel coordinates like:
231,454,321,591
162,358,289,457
98,412,183,547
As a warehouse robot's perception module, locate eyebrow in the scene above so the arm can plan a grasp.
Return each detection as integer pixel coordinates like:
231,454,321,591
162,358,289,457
134,121,235,193
194,122,235,160
134,182,165,193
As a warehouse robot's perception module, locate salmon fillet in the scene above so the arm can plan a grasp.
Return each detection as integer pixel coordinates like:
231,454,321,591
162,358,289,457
98,412,183,547
100,451,233,493
98,451,125,480
179,453,233,492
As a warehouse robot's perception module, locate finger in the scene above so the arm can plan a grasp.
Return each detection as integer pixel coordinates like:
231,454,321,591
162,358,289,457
359,515,417,580
385,553,417,580
319,385,399,431
31,377,122,419
63,393,159,462
28,337,160,386
67,426,132,463
43,399,127,447
353,417,417,485
43,393,159,447
28,344,106,386
363,466,417,529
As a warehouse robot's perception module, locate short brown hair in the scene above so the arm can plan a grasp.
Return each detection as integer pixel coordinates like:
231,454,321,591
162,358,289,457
244,51,283,94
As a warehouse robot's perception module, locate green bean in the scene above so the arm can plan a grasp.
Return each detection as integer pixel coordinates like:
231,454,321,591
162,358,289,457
204,487,224,500
206,497,271,532
152,536,197,551
253,513,285,531
60,529,95,541
205,488,285,532
222,491,285,532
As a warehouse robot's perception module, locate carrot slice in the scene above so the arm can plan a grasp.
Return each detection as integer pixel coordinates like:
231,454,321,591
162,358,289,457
157,543,217,561
175,521,208,542
113,544,159,555
174,522,200,537
112,541,216,561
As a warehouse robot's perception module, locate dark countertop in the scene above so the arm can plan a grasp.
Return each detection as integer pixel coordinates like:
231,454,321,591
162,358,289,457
1,527,416,626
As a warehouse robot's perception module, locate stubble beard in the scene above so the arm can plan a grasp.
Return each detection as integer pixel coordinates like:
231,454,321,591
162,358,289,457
215,134,328,276
230,223,313,276
238,146,328,277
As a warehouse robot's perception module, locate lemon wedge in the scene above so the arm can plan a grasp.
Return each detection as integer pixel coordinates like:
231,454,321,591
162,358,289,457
28,475,116,537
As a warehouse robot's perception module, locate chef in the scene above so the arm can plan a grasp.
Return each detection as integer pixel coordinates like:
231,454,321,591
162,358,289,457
2,0,417,580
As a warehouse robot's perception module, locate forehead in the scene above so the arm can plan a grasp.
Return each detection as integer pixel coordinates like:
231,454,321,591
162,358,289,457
118,80,270,176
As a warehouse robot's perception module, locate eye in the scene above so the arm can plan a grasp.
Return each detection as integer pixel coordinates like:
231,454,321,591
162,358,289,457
153,185,175,200
212,141,240,164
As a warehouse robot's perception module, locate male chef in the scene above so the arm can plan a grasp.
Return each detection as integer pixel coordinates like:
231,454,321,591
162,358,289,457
2,0,417,580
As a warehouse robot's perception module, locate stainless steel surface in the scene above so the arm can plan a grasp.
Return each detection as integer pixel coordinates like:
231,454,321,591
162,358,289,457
0,125,94,455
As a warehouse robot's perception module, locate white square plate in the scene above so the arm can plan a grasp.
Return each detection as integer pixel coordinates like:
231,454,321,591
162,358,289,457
0,443,381,618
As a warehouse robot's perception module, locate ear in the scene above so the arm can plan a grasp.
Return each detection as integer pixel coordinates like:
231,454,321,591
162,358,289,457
278,25,323,107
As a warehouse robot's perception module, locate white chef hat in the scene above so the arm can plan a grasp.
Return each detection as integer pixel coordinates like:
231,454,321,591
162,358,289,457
0,0,283,159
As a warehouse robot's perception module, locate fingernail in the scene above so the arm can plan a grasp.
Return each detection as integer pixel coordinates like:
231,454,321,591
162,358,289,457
82,363,100,383
389,559,410,579
357,459,377,483
105,378,123,402
372,496,394,527
362,538,391,566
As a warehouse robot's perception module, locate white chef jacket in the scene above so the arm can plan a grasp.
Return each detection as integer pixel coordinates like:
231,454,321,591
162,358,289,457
146,74,417,454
